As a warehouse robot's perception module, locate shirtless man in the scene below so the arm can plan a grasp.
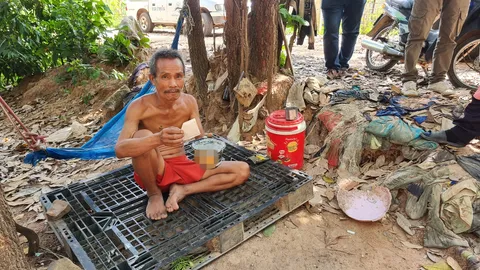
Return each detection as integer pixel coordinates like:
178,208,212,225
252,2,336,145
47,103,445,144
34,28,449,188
115,49,250,220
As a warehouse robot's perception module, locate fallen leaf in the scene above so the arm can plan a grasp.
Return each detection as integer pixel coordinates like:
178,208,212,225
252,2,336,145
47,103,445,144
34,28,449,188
423,260,452,270
7,198,35,207
396,212,414,236
263,225,276,237
402,241,423,250
364,169,389,178
322,204,343,215
427,252,442,263
391,85,402,94
373,155,386,169
7,187,41,201
322,175,335,184
446,257,461,270
328,199,340,210
325,188,335,201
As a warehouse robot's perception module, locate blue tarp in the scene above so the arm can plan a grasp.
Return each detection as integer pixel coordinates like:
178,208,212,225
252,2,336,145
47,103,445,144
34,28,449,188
24,81,156,166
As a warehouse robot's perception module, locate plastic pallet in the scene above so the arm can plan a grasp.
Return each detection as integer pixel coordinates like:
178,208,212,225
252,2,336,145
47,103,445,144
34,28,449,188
41,136,313,270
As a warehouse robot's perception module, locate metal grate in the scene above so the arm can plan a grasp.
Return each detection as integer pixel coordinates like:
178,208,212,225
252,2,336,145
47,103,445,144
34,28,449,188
42,136,312,270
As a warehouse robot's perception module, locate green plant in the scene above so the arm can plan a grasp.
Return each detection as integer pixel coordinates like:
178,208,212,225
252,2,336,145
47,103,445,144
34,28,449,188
0,0,112,87
279,4,308,28
99,25,150,66
62,60,105,85
279,46,287,68
110,69,126,80
82,93,94,105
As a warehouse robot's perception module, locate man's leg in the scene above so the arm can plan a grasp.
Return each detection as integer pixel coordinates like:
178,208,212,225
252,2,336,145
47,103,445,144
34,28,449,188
338,0,366,69
165,161,250,212
132,129,167,220
403,0,441,84
322,0,343,72
430,0,470,84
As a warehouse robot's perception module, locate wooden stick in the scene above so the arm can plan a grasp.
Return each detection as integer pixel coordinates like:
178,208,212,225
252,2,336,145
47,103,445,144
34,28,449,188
278,16,294,76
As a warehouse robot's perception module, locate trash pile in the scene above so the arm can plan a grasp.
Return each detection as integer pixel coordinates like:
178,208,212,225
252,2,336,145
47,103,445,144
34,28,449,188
275,75,480,264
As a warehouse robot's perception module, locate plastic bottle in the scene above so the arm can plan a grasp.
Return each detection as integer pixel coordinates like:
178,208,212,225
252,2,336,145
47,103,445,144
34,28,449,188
456,247,480,270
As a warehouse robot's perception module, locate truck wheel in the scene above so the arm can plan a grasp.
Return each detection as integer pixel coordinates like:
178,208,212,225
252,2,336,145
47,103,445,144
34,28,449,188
139,12,154,33
201,12,213,37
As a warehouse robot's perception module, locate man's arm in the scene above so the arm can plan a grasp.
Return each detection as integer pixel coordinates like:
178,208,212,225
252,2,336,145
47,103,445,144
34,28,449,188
115,100,162,158
189,95,205,139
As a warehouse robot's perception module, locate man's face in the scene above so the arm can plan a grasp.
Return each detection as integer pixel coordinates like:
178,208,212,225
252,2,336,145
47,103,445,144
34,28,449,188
150,58,185,102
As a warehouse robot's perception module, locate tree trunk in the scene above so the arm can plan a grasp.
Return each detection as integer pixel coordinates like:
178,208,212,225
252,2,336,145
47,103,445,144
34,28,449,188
0,186,32,270
248,0,279,82
225,0,243,91
186,0,209,103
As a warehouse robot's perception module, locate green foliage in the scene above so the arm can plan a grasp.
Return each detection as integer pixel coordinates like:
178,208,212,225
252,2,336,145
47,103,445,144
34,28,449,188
98,26,150,66
55,60,106,86
110,69,126,80
279,4,308,27
170,257,195,270
279,46,287,68
0,0,112,87
82,93,94,105
104,0,126,27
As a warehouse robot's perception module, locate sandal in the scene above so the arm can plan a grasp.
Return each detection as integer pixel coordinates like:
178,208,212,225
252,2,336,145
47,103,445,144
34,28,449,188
327,69,340,80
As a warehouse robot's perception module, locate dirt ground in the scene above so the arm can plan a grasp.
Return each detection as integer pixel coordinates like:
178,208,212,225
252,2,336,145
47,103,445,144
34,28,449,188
0,29,473,270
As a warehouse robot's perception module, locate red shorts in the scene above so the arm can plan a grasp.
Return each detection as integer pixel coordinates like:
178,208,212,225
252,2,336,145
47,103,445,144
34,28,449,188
133,155,206,193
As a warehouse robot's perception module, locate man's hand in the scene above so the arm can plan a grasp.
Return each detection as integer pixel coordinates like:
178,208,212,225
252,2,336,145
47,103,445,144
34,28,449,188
158,127,184,147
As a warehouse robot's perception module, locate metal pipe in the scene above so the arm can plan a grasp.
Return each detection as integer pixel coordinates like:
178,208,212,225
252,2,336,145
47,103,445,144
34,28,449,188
361,39,404,57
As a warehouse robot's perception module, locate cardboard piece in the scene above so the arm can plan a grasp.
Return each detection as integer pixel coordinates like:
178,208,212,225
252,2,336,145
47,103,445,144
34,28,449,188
181,118,201,141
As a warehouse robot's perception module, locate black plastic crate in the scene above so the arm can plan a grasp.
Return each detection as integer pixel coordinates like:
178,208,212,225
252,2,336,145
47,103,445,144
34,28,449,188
42,136,312,270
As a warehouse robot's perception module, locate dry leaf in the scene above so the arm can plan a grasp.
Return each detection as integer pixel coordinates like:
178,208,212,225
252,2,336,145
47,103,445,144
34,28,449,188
446,257,461,270
364,169,389,178
325,188,335,201
396,213,414,236
7,198,35,207
7,187,41,201
373,155,386,169
427,252,442,263
391,85,402,94
401,241,423,249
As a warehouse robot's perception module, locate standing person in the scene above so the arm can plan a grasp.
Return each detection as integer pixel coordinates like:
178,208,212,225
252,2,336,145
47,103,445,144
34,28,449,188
422,87,480,147
322,0,367,79
402,0,470,97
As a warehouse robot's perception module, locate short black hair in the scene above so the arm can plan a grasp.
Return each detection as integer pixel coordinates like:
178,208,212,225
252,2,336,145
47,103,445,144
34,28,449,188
149,49,185,76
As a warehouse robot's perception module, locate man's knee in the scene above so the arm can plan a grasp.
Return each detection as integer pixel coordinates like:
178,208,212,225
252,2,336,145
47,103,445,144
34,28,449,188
235,162,250,184
133,129,153,138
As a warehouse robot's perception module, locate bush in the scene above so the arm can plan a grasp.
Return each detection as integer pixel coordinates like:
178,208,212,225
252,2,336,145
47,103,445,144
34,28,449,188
0,0,112,88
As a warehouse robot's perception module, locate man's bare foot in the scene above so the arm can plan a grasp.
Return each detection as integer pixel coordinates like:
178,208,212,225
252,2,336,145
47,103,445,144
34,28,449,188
165,184,187,212
146,194,168,220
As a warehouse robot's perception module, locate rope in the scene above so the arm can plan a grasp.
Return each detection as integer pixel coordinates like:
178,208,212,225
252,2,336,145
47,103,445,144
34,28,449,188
171,0,195,50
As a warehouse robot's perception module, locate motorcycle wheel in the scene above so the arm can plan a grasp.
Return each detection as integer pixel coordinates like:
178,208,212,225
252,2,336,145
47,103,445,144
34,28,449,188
366,23,400,72
448,33,480,90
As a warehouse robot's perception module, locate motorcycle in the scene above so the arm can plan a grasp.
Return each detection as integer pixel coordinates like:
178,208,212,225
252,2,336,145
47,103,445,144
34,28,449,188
361,0,480,89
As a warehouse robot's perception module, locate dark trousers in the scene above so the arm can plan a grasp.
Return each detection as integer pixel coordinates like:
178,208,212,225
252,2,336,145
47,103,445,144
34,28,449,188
446,97,480,145
322,0,366,70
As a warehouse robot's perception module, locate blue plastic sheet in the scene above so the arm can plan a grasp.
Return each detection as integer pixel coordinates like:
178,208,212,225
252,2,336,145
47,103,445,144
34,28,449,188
377,96,436,117
24,81,156,166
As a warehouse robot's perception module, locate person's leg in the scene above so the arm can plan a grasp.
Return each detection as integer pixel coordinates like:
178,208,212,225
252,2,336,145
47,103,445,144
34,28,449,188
430,0,470,84
403,0,441,84
132,129,167,220
165,161,250,212
322,0,343,71
338,0,366,69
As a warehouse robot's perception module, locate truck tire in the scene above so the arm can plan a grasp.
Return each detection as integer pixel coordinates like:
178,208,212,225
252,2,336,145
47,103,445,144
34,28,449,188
139,12,154,33
201,12,213,37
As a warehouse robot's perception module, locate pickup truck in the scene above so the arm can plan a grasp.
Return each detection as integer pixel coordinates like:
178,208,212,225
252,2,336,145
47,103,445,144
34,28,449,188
125,0,226,36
